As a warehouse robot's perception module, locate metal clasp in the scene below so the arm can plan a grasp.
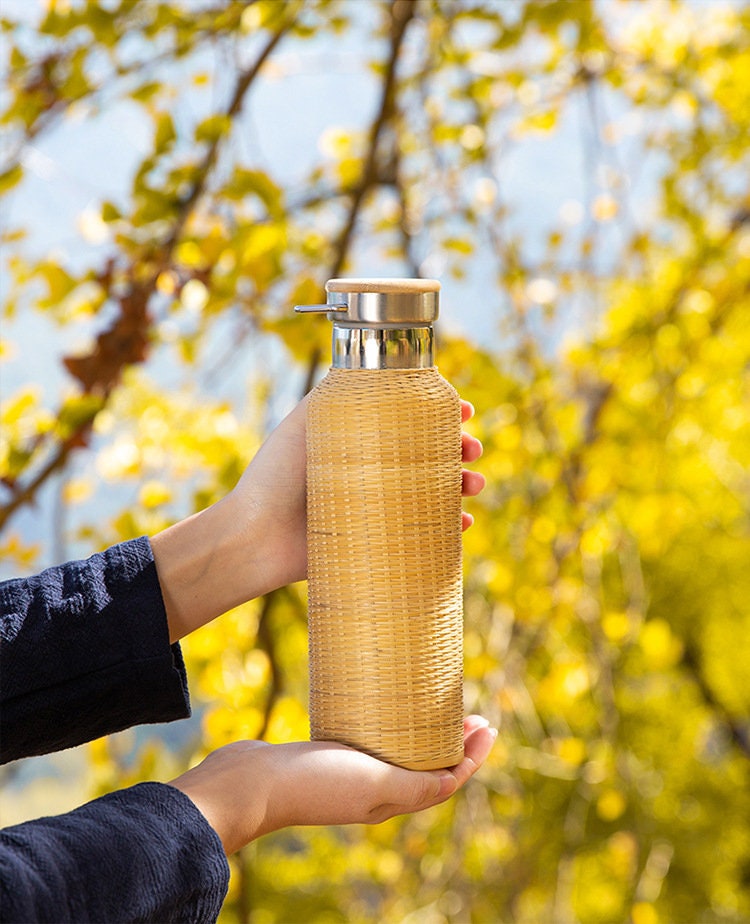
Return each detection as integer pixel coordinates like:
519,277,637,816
294,292,349,315
294,304,348,313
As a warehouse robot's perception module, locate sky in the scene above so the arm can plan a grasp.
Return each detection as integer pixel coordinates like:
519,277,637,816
0,0,686,571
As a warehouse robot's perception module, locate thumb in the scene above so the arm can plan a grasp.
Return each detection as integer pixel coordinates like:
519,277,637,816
421,768,460,804
394,768,459,816
388,723,498,815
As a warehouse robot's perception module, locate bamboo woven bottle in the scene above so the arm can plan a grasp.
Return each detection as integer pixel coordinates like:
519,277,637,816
295,278,464,770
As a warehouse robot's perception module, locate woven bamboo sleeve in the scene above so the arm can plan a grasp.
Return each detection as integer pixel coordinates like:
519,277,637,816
306,367,464,770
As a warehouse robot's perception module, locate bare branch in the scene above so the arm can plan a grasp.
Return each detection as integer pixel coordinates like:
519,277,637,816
328,0,416,278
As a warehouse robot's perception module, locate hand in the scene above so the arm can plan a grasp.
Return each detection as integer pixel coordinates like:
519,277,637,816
152,396,485,642
151,397,309,642
461,401,485,530
170,716,497,855
231,396,486,587
227,397,485,587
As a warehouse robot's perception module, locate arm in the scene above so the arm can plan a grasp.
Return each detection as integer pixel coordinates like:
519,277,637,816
0,537,189,764
0,783,229,924
169,716,497,855
0,722,495,923
0,395,489,921
150,397,485,643
143,398,492,857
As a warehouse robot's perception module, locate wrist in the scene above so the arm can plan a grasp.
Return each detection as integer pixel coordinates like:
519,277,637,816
169,741,273,855
151,496,273,642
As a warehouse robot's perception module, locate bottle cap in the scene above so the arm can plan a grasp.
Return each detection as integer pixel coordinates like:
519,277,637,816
295,277,440,326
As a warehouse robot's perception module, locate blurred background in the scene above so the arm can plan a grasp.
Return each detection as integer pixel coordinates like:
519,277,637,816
1,1,749,922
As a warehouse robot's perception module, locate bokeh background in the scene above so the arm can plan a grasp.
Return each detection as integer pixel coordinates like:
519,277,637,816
1,1,749,922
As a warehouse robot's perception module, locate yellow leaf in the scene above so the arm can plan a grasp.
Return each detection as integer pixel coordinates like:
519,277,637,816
138,480,172,509
62,478,93,505
597,789,627,821
497,423,521,451
174,240,205,269
558,737,587,766
203,705,264,748
640,619,684,670
531,516,556,544
632,903,659,924
602,611,631,642
156,270,178,295
264,696,309,743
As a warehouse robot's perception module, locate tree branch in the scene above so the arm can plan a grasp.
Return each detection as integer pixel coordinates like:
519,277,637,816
255,590,283,741
0,15,297,534
161,13,295,255
682,642,750,760
297,0,416,390
328,0,416,278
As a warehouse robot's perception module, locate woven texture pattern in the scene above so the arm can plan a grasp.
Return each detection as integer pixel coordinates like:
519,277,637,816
307,367,464,770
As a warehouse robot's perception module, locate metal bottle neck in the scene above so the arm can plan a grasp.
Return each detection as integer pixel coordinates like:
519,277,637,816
331,324,434,369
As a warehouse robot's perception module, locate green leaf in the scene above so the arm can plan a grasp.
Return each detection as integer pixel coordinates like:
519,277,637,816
223,167,284,217
194,114,231,145
130,81,162,104
154,112,176,152
101,200,121,222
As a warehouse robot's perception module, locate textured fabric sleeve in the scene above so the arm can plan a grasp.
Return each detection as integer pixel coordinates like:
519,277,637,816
0,537,190,764
0,782,230,924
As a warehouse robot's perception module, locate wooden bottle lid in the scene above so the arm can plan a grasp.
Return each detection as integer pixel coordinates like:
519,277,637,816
319,277,440,325
325,278,440,295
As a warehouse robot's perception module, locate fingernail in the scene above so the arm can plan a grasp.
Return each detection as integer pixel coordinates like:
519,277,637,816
473,730,498,765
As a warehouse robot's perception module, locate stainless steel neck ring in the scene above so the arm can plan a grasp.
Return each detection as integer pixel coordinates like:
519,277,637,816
331,325,434,369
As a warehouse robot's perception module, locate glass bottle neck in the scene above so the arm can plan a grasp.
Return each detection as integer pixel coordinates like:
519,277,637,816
331,325,434,369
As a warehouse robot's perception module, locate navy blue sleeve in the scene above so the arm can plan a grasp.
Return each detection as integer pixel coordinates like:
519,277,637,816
0,782,230,923
0,536,190,763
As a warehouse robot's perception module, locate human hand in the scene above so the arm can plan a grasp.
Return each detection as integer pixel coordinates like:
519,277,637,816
460,401,485,530
230,395,486,588
153,396,485,641
170,715,497,855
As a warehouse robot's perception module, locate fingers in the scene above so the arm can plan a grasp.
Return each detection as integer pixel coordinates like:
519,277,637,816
446,721,498,791
459,401,485,532
462,468,485,497
462,431,483,464
463,714,493,736
178,715,499,849
374,743,497,818
409,715,498,811
461,467,486,530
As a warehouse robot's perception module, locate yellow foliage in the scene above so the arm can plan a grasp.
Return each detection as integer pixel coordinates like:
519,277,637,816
203,705,264,749
62,477,93,505
138,480,172,509
597,789,627,822
640,619,684,671
0,534,40,571
631,903,659,924
264,696,309,744
3,1,750,922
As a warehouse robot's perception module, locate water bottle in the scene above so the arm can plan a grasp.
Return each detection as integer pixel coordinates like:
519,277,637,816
295,278,463,770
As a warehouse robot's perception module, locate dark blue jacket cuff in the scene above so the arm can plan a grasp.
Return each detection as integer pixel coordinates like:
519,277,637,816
0,537,190,763
0,781,229,923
